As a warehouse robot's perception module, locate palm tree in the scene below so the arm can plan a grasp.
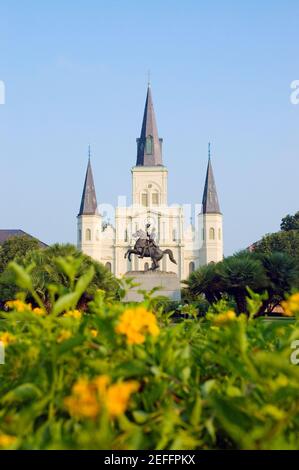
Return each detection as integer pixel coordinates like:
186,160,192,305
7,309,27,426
184,262,223,304
13,244,120,308
257,251,299,313
219,252,268,314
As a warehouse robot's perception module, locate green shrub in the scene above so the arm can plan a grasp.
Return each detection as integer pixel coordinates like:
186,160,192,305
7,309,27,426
0,258,299,450
0,244,120,308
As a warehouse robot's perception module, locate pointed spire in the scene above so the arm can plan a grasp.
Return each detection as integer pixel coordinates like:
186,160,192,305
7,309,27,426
136,84,163,166
78,153,98,216
202,144,221,214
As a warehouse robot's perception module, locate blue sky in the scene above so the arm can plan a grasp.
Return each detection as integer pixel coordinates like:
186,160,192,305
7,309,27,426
0,0,298,255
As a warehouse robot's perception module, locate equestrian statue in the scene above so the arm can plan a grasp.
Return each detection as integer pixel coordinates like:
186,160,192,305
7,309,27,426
124,224,177,271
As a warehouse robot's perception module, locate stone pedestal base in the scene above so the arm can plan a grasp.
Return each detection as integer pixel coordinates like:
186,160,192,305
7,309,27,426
124,271,181,302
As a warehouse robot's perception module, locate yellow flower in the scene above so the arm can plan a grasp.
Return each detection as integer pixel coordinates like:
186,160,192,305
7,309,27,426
93,375,111,396
64,310,82,319
116,307,160,345
213,310,237,326
64,378,100,419
0,434,17,448
57,330,72,343
73,377,93,396
6,302,46,316
0,332,16,346
33,307,45,316
90,329,98,338
5,300,32,312
106,381,139,417
281,293,299,317
64,376,139,420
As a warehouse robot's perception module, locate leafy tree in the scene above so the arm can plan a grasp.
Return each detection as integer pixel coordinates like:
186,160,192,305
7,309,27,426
280,211,299,231
0,235,40,274
0,269,17,306
0,244,120,308
253,230,299,269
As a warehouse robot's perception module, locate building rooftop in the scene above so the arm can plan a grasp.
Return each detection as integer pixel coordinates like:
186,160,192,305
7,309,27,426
0,229,48,247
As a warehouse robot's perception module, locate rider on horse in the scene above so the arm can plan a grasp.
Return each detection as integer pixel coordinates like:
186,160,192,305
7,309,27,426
139,223,158,258
124,224,177,271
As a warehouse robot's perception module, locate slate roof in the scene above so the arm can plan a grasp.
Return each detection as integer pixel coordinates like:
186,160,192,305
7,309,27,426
136,85,163,166
78,159,99,216
0,230,48,247
202,158,221,214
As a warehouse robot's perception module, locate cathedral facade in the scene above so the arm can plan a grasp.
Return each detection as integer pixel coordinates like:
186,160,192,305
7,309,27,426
77,85,223,281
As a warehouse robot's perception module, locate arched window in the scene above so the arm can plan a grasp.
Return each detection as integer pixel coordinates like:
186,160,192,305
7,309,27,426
141,193,148,207
152,191,159,206
78,229,82,243
209,227,215,240
105,262,112,272
172,229,177,242
144,262,149,272
218,228,222,240
124,229,128,242
189,262,195,275
86,228,91,241
145,136,153,154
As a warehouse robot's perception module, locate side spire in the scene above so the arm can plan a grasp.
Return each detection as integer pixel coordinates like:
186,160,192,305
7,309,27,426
78,150,98,216
136,84,163,166
202,144,221,214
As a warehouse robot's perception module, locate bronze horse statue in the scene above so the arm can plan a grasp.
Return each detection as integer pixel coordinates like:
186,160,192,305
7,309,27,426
124,229,177,271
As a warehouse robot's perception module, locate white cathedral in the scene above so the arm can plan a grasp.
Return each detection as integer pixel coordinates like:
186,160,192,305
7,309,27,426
77,85,223,281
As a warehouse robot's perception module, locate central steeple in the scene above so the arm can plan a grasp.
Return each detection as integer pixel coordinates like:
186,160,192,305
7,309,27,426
136,84,163,166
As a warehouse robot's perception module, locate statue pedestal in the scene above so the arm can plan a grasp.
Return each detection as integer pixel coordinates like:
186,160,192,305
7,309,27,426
124,271,181,302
